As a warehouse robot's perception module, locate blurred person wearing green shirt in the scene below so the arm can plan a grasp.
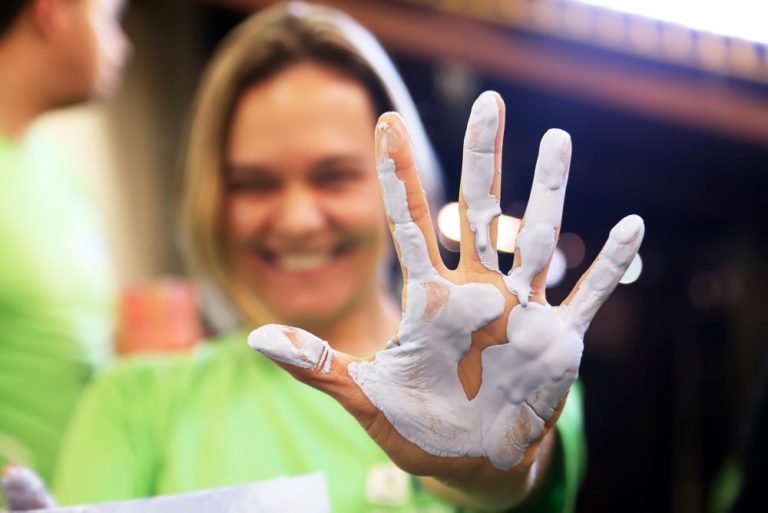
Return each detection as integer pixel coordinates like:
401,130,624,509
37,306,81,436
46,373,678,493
54,4,592,512
0,0,131,490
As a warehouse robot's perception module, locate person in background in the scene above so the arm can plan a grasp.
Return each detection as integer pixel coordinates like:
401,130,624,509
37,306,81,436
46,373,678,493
54,3,594,512
0,0,131,492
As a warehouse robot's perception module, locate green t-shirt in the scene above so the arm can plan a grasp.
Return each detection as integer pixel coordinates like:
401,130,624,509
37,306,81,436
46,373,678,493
0,134,117,485
54,332,585,512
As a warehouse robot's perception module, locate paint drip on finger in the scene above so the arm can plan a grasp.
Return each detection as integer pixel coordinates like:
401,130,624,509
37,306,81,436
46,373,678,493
505,129,571,306
461,91,503,271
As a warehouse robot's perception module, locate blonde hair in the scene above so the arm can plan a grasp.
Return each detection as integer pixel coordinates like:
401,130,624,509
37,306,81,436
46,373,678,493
180,1,443,330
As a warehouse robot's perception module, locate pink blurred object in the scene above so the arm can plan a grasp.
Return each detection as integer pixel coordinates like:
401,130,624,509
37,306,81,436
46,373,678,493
117,278,202,355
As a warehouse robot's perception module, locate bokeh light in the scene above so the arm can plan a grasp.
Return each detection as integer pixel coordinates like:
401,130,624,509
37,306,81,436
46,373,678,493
437,202,521,253
620,253,643,285
558,232,586,269
437,202,461,251
546,248,567,287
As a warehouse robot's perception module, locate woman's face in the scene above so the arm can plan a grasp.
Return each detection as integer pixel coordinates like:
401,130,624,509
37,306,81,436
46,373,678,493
223,63,389,326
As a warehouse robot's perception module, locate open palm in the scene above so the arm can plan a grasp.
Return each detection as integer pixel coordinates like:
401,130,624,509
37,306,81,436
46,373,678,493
248,91,644,483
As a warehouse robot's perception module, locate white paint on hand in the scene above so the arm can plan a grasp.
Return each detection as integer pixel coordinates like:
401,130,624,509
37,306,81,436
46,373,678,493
461,92,503,271
564,214,645,336
505,129,571,306
348,117,643,471
248,324,332,374
245,106,642,471
350,118,507,460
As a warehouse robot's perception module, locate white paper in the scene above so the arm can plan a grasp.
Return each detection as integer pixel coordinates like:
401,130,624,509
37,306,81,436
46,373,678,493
21,474,329,513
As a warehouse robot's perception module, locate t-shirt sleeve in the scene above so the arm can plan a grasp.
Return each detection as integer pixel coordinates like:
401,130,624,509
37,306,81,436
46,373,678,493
52,362,167,506
508,380,587,513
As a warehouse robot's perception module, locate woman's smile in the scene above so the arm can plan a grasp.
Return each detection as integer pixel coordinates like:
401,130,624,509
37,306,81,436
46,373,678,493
250,237,361,278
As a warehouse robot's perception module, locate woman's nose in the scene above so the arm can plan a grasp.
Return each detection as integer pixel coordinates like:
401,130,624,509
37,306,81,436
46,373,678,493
272,184,326,238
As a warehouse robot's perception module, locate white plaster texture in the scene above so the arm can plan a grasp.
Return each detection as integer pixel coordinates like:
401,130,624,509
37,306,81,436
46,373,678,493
249,324,333,374
348,102,643,470
248,95,644,472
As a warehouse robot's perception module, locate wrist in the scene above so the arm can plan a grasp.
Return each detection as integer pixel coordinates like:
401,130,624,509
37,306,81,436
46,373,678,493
420,429,557,511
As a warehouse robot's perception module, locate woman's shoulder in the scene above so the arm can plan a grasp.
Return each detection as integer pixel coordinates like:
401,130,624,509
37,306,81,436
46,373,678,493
91,331,256,397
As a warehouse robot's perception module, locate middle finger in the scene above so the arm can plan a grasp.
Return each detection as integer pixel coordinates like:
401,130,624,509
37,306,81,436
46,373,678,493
458,91,505,273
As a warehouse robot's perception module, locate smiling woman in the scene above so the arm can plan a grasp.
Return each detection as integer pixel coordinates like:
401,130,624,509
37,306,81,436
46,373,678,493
53,3,588,512
179,2,443,343
223,64,389,337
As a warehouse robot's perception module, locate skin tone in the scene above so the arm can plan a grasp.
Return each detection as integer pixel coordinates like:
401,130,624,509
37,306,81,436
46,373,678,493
58,0,131,100
250,92,644,509
0,0,131,139
224,63,400,358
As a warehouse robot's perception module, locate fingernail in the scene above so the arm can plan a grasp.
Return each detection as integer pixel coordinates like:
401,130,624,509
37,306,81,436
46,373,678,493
606,215,644,268
464,92,499,153
537,129,571,190
377,119,405,160
610,214,645,245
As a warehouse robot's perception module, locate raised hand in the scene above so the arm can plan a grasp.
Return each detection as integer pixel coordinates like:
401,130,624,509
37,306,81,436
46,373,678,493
248,91,644,482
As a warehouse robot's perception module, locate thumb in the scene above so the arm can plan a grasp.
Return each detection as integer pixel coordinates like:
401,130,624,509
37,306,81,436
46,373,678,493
247,324,365,407
2,463,57,510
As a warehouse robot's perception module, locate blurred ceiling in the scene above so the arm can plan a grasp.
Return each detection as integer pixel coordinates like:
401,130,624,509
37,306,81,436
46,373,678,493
398,0,768,85
199,0,768,147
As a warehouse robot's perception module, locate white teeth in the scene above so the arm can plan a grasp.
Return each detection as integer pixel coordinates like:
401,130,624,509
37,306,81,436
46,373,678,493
275,252,333,272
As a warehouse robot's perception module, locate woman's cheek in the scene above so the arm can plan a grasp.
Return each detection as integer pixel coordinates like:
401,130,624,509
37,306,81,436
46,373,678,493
225,196,270,237
329,184,387,230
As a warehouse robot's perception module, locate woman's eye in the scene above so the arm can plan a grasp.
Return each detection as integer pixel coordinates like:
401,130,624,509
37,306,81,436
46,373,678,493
312,169,362,189
227,176,281,194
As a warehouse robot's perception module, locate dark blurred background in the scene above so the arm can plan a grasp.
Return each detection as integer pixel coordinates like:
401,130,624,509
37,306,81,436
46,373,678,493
45,1,767,511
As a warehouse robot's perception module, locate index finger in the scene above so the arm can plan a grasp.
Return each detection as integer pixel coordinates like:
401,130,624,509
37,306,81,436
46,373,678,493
376,113,444,282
